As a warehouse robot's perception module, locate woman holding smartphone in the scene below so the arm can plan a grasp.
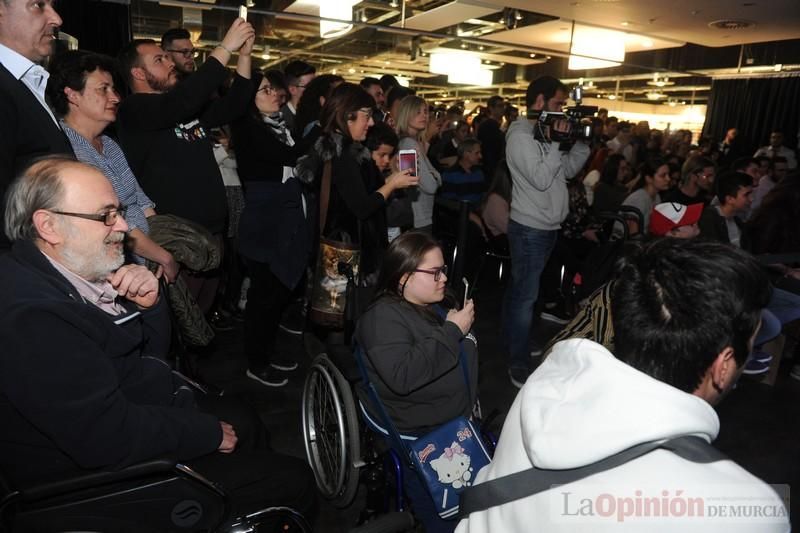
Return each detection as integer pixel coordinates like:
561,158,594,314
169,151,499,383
396,96,443,233
356,231,477,533
231,69,305,388
296,83,418,278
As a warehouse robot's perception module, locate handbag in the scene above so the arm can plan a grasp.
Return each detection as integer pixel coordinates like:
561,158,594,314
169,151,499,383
353,314,492,520
309,159,362,328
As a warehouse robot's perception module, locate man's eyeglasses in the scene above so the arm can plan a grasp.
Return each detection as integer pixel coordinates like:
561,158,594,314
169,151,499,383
356,107,374,119
51,207,127,226
166,48,199,59
413,265,448,282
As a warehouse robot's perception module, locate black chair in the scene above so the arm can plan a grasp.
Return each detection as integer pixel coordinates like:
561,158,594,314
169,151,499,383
0,460,310,533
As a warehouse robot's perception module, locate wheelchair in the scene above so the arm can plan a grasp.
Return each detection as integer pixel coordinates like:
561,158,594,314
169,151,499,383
302,343,415,532
0,459,311,533
301,308,497,531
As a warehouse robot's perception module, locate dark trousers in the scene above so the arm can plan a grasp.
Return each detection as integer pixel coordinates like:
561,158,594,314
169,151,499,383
191,394,318,520
244,259,293,372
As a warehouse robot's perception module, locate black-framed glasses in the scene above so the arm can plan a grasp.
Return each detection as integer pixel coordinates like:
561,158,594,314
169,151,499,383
357,107,374,119
51,207,127,226
413,264,448,281
166,48,199,58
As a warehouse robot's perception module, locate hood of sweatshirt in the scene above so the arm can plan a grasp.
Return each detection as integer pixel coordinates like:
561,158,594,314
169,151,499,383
520,339,719,469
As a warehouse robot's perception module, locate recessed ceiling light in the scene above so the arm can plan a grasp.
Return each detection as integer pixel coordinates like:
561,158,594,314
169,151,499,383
529,53,536,58
620,21,630,26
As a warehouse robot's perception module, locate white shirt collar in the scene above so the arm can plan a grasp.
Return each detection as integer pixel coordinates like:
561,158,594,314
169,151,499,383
0,42,37,80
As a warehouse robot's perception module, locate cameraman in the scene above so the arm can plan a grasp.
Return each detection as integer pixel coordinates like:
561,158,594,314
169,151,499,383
504,76,590,388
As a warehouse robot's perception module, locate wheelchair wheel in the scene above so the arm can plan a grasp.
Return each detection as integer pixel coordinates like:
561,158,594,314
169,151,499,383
302,354,361,508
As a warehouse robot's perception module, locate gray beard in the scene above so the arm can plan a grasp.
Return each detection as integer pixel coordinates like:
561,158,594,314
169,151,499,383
60,231,126,282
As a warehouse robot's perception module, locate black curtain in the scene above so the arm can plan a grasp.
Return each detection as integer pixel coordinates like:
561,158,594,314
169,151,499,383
702,76,800,155
58,0,131,57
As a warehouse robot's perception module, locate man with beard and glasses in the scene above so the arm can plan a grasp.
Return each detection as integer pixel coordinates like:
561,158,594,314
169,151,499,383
116,17,254,315
0,0,73,252
0,157,318,521
161,27,197,80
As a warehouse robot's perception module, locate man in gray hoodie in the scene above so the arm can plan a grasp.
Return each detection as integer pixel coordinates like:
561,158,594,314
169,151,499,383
504,76,590,388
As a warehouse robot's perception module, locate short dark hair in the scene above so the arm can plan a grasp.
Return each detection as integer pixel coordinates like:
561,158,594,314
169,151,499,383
117,39,155,89
715,171,752,204
160,28,191,49
319,82,374,139
295,73,345,137
46,50,118,117
284,60,316,86
612,238,770,393
487,95,504,110
379,74,400,93
456,137,480,160
365,121,399,152
359,76,381,90
386,85,414,111
525,75,567,108
731,157,757,173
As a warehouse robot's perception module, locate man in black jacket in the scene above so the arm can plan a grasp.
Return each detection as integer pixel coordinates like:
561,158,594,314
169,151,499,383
0,0,73,251
0,157,316,520
116,17,254,315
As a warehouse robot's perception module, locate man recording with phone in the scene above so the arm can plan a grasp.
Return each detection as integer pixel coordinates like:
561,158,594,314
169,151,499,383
503,75,591,388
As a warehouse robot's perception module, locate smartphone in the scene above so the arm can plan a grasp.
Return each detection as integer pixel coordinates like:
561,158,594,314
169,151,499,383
462,277,470,308
398,149,417,176
239,5,248,20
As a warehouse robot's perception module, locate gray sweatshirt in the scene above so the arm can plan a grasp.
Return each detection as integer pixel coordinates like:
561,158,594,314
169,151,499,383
505,116,590,230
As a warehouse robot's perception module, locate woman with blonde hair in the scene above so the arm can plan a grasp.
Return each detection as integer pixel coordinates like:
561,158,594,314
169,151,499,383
396,95,442,232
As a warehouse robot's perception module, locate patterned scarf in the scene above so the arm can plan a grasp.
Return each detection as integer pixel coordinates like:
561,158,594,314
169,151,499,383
261,113,295,147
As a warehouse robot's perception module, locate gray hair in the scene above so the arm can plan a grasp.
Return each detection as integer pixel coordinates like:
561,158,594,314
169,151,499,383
4,156,73,242
456,137,481,160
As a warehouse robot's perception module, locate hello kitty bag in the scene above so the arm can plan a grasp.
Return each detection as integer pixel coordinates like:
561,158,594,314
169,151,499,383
354,333,492,519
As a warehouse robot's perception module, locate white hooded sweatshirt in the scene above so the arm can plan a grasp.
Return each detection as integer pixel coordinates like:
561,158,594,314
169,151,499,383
457,339,789,533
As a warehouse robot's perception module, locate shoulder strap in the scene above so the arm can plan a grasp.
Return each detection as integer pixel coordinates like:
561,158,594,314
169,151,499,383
319,159,332,233
352,343,415,466
458,435,727,519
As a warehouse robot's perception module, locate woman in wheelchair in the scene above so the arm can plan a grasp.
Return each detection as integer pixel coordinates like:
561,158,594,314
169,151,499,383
355,231,477,533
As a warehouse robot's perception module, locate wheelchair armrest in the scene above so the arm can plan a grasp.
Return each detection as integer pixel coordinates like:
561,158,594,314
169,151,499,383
595,211,630,241
19,458,179,502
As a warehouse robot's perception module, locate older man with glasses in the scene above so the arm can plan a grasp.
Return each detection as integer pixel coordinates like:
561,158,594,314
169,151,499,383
0,156,318,519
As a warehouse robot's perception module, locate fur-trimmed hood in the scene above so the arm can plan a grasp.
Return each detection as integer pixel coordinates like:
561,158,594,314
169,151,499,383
295,131,371,185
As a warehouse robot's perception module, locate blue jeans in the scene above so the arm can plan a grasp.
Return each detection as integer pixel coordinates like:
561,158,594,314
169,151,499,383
754,288,800,347
504,220,558,371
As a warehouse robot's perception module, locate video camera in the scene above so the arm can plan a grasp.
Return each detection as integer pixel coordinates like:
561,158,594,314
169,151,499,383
527,85,598,144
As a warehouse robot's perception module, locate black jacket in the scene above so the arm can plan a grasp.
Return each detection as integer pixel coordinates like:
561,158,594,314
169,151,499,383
354,298,478,435
0,63,73,250
117,57,251,234
297,133,388,276
0,241,220,489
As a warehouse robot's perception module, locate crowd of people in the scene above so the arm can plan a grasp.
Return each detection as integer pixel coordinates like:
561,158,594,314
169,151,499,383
0,1,796,531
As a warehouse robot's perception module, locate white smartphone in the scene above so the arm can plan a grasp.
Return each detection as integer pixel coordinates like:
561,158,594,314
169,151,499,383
398,149,417,176
462,277,470,308
239,5,248,20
